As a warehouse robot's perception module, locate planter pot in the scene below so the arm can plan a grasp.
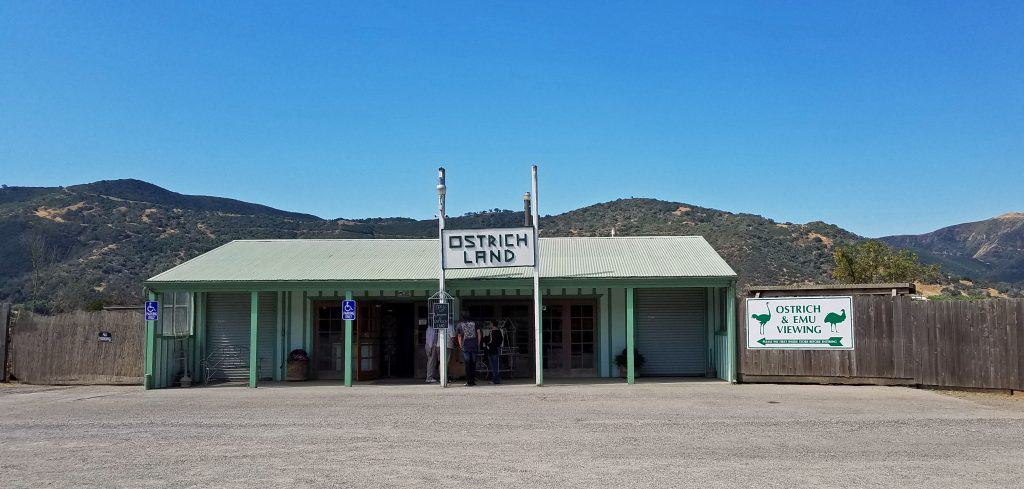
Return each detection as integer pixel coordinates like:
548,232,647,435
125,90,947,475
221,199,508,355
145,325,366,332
617,366,641,378
286,360,308,381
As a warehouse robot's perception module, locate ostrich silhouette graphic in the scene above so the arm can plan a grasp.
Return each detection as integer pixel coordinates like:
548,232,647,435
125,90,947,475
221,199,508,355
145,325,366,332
750,302,771,335
824,308,847,332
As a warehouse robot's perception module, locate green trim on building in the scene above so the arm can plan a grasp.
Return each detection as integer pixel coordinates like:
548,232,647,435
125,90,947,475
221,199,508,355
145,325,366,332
144,290,156,390
249,291,258,388
344,290,353,387
626,287,635,385
726,282,737,383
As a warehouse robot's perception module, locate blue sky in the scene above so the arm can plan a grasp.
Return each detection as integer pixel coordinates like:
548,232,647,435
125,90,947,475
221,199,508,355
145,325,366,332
1,2,1021,237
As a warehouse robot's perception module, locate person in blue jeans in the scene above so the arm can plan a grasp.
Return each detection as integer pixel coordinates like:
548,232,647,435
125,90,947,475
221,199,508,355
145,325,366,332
481,322,503,384
456,315,481,386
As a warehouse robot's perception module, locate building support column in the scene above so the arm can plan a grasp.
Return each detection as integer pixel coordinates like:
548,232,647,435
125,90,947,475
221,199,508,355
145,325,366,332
274,291,283,381
726,282,737,383
626,287,635,385
144,290,157,390
249,291,259,388
194,292,206,384
344,290,353,387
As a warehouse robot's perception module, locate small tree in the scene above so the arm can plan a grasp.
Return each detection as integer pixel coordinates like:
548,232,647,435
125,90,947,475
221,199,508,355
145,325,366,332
833,240,940,284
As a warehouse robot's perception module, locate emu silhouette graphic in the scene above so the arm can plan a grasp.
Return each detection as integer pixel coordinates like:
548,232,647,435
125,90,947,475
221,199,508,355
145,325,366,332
824,309,847,332
750,302,771,335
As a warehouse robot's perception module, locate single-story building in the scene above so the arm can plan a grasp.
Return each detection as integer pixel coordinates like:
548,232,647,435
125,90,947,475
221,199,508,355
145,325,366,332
143,236,738,389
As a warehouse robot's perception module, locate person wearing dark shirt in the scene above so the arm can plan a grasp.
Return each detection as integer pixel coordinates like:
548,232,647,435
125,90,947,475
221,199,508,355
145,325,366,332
456,315,481,387
482,321,504,384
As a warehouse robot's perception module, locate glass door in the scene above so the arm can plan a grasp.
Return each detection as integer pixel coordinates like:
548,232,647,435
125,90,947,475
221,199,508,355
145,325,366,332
314,302,344,379
356,303,380,380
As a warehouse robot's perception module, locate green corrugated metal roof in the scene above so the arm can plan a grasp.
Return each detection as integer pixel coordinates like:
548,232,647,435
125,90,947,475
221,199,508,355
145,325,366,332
146,236,736,284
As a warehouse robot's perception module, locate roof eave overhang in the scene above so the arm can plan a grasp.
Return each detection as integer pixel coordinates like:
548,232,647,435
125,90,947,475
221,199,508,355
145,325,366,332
144,275,737,292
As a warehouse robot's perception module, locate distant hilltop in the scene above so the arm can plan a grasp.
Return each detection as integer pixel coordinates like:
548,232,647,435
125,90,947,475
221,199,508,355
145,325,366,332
1,178,1021,310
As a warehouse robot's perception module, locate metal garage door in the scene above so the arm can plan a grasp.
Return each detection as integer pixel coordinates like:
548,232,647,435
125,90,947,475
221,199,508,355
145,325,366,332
206,293,250,381
635,288,707,376
205,292,278,381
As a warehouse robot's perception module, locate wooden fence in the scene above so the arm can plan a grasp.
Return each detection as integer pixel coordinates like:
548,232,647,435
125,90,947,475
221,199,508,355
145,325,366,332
738,296,1024,391
9,309,144,385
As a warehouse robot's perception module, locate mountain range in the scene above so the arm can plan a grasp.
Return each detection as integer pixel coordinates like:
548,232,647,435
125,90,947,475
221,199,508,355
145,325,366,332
1,179,1020,310
881,213,1024,285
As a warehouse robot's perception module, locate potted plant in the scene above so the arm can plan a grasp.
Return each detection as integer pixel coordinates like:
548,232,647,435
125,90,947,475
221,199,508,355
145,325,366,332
614,348,645,378
286,349,309,381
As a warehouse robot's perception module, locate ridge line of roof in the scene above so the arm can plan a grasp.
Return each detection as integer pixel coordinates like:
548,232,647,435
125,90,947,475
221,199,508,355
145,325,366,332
227,236,708,243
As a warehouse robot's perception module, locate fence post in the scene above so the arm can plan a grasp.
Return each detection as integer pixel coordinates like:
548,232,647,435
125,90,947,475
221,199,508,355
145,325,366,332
1,303,10,382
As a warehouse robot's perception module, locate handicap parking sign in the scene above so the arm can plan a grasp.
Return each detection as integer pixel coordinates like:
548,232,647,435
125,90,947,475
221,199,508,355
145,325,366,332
145,301,159,321
342,299,356,321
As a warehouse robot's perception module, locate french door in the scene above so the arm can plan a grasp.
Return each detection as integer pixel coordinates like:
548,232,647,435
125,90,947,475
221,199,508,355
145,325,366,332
543,301,597,376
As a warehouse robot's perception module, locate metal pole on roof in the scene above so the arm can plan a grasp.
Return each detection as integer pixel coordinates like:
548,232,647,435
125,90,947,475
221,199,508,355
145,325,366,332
437,167,449,388
532,165,543,386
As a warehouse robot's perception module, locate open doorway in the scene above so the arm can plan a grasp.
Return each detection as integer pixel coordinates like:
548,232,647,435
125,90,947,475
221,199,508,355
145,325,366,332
378,303,416,378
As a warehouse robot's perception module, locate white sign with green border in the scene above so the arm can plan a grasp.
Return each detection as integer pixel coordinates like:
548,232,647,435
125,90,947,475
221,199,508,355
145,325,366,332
746,296,854,350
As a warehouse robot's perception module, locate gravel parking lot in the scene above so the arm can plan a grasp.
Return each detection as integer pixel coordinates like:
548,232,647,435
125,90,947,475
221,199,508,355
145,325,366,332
1,380,1022,488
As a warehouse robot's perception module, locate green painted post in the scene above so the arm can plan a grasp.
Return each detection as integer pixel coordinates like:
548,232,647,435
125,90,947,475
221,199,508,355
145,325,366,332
193,292,205,383
250,291,259,388
726,282,737,383
626,287,635,385
274,292,283,381
344,290,353,387
144,290,157,390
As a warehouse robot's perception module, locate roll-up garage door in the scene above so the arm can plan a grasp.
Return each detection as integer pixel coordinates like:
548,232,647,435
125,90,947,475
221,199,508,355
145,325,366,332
206,293,250,381
635,288,707,376
205,292,279,381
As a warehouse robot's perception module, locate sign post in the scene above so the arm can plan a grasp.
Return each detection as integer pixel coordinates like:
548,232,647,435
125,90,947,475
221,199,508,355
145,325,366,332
745,296,855,350
434,165,543,387
437,168,449,388
343,296,355,386
531,165,542,386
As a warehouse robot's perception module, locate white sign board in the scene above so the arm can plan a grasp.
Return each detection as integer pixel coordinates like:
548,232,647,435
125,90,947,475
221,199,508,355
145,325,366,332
442,227,535,269
746,296,854,350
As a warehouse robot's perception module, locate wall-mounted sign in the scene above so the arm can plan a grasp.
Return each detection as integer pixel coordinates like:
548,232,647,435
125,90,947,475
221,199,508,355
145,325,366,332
342,300,356,321
746,296,854,350
442,227,535,269
144,301,159,321
98,331,112,342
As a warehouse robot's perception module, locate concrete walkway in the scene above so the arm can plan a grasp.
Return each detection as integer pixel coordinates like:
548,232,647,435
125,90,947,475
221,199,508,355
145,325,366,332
1,381,1021,487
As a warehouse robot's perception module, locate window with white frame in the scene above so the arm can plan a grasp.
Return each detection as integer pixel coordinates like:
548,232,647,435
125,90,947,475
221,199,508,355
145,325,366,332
160,291,192,336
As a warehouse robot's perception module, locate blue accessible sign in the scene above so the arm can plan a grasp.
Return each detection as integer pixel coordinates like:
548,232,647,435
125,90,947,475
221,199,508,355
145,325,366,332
342,299,356,321
145,301,159,321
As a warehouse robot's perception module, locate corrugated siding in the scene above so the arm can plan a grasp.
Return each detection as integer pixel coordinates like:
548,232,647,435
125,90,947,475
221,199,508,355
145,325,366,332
715,333,729,381
148,236,736,284
635,288,707,376
258,292,277,380
205,293,250,382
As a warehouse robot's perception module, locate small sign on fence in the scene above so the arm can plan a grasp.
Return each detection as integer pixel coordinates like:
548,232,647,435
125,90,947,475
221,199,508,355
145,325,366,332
98,331,112,342
746,296,854,350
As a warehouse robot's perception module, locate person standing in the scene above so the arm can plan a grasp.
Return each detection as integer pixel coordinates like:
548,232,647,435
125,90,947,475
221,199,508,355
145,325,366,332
426,317,455,383
456,314,481,386
425,323,439,383
482,321,504,384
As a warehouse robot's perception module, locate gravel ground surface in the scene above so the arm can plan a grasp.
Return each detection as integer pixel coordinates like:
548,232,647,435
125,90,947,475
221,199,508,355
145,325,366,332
1,379,1022,488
